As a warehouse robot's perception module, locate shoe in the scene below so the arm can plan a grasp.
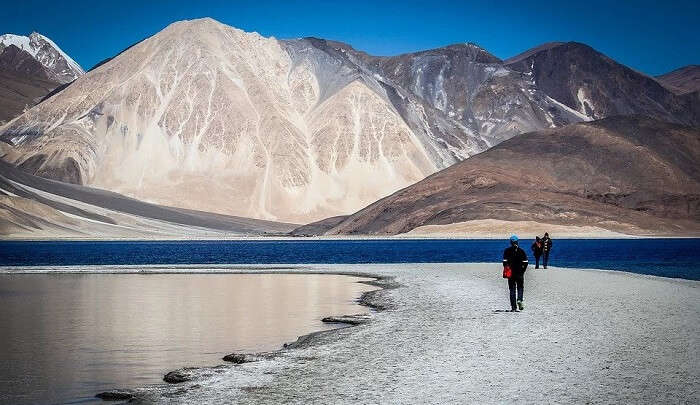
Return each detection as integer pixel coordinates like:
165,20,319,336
517,300,524,311
510,308,519,312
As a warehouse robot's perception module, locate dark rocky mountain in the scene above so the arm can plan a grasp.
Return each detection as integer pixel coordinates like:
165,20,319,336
0,32,84,83
320,116,700,236
0,45,61,124
656,65,700,95
290,215,348,236
0,32,85,125
505,42,699,126
0,44,52,80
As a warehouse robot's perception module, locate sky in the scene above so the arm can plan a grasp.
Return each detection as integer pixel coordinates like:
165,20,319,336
1,0,698,76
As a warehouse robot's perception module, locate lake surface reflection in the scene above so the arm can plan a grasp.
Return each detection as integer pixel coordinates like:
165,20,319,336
0,273,375,404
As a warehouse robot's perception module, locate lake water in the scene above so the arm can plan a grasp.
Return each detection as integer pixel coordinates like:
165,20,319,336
1,238,699,280
0,273,375,405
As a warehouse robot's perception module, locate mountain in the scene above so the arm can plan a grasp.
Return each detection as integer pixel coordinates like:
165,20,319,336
0,33,84,124
289,38,591,166
0,19,439,223
318,116,700,236
0,44,52,80
656,65,700,95
505,42,699,126
0,19,697,225
0,45,61,123
0,32,84,83
0,158,296,238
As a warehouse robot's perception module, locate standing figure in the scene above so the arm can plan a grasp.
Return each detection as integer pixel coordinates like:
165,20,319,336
502,235,529,311
542,232,553,269
531,236,543,269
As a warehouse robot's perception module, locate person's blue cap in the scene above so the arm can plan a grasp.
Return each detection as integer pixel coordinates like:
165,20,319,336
510,235,519,242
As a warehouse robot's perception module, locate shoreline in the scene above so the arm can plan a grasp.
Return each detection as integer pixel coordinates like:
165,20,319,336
2,262,698,283
92,270,399,402
92,264,699,403
2,264,698,403
0,268,391,404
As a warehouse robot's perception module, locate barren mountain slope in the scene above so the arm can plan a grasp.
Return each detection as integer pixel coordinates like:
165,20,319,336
0,159,296,238
1,19,698,226
0,32,84,83
656,65,700,95
506,42,699,126
0,19,436,223
0,45,61,123
323,116,700,236
0,31,85,124
295,38,593,163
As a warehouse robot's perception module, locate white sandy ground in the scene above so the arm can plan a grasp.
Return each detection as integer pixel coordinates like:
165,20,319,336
1,214,673,240
404,219,637,239
4,264,698,403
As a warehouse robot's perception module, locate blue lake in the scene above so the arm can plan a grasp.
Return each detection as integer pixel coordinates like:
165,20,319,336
1,238,699,280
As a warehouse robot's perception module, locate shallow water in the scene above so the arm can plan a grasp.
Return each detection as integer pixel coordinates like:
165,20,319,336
0,273,375,405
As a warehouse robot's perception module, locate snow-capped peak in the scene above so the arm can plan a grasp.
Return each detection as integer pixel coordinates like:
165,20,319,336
30,32,85,75
0,32,84,83
0,33,35,56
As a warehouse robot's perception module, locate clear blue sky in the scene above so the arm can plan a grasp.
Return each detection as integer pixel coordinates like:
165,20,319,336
2,0,698,75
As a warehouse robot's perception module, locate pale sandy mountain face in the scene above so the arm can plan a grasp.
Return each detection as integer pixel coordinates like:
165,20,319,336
0,159,297,238
0,18,697,224
0,19,435,223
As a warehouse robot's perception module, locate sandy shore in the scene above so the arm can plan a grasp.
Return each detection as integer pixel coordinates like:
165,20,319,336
403,219,639,238
8,263,697,403
3,233,689,241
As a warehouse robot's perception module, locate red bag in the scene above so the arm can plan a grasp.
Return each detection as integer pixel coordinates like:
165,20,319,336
503,265,512,279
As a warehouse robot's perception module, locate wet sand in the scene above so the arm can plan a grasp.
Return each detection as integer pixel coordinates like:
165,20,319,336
97,263,700,404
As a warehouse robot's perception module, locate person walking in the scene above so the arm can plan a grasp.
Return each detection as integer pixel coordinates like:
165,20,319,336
502,235,529,311
542,232,553,269
531,236,543,269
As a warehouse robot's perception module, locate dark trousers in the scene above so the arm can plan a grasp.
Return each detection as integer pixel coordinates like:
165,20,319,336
535,254,541,269
508,274,524,309
543,251,550,268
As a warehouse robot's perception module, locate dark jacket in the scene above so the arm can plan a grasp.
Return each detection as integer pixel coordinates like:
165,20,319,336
503,245,529,275
542,237,553,252
531,241,543,256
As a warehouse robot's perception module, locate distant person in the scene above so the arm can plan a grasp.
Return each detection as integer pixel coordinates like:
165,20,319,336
542,232,553,269
531,236,543,269
502,235,529,312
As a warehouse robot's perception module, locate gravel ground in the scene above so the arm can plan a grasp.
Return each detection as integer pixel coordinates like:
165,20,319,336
110,263,698,404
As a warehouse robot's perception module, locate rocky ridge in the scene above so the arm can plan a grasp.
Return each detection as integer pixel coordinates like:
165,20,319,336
0,18,697,224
